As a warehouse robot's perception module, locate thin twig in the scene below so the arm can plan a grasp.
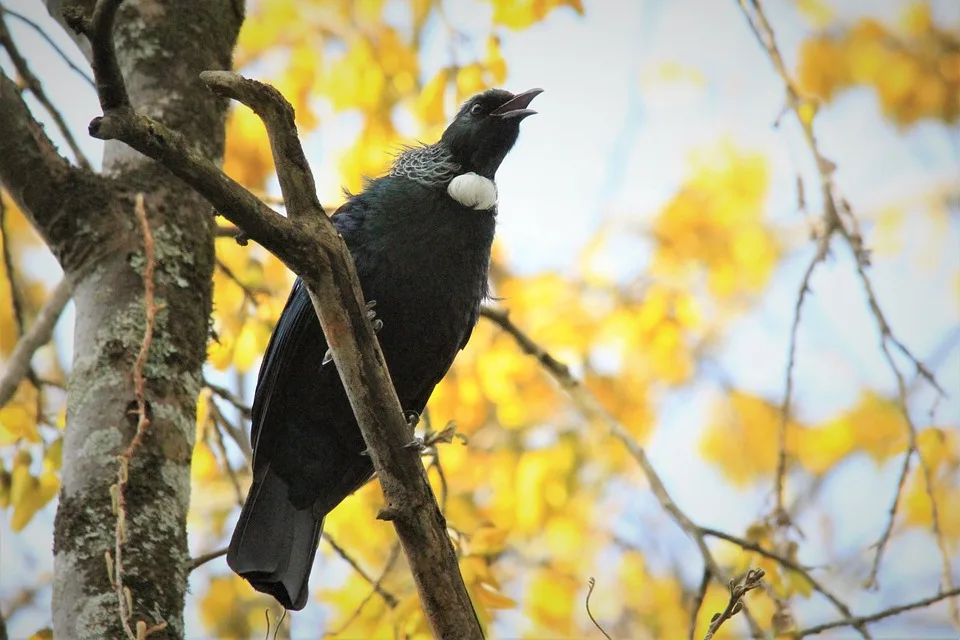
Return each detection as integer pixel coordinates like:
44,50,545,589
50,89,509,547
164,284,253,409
110,194,166,639
585,577,613,640
773,225,834,526
0,12,91,169
322,533,399,608
700,527,865,634
187,547,228,572
216,257,266,305
0,277,73,407
793,587,960,637
736,0,953,625
689,568,711,640
205,378,253,420
325,544,402,637
704,569,765,640
481,306,768,638
207,408,244,506
0,4,96,88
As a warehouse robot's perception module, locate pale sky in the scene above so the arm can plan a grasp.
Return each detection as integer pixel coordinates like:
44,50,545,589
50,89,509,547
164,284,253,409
1,0,958,637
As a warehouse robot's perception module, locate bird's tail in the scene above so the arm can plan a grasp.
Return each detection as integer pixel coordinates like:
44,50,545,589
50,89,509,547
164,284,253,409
227,463,324,611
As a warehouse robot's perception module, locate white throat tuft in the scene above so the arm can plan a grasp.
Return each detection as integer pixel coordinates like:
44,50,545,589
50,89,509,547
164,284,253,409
447,172,497,210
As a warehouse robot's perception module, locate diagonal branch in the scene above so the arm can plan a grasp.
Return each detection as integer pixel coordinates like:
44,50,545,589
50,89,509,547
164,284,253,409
0,10,91,169
69,1,481,636
0,70,116,272
0,3,95,88
793,587,960,637
0,276,73,407
481,306,770,639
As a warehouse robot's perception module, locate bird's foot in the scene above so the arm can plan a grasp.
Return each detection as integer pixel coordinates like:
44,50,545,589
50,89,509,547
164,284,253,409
403,410,420,429
359,448,370,457
404,437,426,451
366,300,383,333
323,301,381,366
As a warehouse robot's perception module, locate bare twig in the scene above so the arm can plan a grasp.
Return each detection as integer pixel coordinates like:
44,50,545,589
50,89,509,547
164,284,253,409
205,378,253,420
794,587,960,637
773,226,834,525
704,569,765,640
736,0,954,623
689,568,711,640
325,544,402,637
0,12,91,169
0,4,95,88
216,257,266,305
699,527,866,635
207,408,244,505
481,306,768,638
0,276,73,407
322,532,399,608
109,194,166,639
585,577,613,640
188,547,228,572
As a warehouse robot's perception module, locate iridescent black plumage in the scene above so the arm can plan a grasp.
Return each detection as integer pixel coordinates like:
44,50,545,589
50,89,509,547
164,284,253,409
227,87,541,610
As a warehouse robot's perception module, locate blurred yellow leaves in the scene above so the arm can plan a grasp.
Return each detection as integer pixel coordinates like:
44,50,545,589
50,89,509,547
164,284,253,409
487,0,584,30
200,575,281,638
209,239,291,373
651,144,779,299
701,391,915,486
223,107,273,192
798,1,959,125
0,450,59,531
905,427,960,542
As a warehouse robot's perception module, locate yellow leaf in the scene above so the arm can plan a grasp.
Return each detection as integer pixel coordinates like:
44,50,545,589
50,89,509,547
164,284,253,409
456,63,487,103
487,0,583,30
469,525,509,556
0,381,41,444
474,583,516,610
223,107,274,191
794,0,834,28
416,68,450,127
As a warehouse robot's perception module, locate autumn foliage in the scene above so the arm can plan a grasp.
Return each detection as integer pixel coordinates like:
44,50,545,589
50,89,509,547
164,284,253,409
1,0,958,638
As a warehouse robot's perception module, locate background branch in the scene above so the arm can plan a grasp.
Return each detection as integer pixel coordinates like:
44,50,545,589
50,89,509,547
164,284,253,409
736,0,955,622
0,276,73,406
0,9,90,169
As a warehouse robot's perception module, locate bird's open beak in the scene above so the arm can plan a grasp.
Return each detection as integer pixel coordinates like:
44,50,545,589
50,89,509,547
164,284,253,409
491,88,543,119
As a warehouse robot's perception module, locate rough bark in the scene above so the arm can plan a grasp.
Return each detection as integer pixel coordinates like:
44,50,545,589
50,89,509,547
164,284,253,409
0,1,241,637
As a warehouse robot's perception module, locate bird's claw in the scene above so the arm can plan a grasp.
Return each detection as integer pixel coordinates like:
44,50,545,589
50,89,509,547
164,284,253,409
359,448,370,457
404,437,425,451
366,300,383,333
403,410,420,429
323,302,380,367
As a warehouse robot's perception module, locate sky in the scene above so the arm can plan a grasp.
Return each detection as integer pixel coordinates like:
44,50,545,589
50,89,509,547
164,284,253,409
1,0,958,637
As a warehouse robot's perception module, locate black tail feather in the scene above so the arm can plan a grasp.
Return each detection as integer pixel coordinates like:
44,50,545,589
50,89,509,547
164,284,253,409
227,464,324,611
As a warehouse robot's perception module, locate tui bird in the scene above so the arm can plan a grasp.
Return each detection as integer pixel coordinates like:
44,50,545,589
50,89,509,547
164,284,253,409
227,87,542,610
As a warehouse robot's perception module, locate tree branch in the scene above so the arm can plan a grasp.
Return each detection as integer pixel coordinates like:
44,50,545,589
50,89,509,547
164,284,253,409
736,0,955,622
0,10,91,169
0,3,95,88
0,276,73,407
480,306,769,639
0,69,117,272
793,587,960,637
70,2,481,636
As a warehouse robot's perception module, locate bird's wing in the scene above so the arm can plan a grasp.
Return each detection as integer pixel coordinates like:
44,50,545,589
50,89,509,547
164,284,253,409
248,278,322,472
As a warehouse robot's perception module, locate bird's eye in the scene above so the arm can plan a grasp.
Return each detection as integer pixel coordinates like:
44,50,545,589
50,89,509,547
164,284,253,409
470,103,483,115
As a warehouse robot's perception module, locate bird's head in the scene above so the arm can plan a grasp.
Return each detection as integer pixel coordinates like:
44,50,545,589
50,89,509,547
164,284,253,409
440,88,542,179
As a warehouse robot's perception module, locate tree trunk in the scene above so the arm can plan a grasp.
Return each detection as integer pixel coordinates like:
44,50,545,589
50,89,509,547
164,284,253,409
0,1,241,636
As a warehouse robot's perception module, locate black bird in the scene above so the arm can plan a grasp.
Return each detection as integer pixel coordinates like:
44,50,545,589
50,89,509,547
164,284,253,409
227,87,542,610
